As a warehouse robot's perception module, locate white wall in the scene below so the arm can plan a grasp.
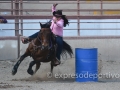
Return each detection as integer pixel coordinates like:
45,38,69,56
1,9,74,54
0,39,120,61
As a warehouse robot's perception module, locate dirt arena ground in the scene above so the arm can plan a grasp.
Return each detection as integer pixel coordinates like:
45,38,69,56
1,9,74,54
1,57,120,90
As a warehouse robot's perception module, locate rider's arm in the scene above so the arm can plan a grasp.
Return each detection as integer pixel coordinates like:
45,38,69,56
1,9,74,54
52,4,57,13
28,31,39,39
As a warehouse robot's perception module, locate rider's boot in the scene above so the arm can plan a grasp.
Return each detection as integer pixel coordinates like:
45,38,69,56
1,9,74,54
54,58,61,66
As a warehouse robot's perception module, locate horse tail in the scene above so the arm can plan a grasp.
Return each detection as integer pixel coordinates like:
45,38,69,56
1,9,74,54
61,40,73,58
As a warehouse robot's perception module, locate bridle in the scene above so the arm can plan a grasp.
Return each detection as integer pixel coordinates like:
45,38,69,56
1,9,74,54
32,29,53,51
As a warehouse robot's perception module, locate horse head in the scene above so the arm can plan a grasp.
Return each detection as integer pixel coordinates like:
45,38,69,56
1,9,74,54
38,21,52,50
39,20,51,28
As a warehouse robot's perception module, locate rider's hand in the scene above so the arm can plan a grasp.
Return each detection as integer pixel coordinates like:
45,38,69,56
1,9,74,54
53,3,58,7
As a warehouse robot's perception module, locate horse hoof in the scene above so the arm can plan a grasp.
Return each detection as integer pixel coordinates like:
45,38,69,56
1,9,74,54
27,69,34,75
12,69,17,75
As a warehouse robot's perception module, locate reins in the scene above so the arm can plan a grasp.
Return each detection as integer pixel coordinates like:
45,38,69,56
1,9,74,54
31,30,53,51
31,39,41,51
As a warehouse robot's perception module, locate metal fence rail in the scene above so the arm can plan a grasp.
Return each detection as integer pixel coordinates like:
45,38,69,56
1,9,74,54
1,0,120,36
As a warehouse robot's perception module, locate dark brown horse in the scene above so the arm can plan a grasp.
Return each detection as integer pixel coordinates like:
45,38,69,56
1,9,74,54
12,21,73,76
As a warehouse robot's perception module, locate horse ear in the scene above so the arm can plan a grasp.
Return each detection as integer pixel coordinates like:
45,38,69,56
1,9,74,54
39,22,43,28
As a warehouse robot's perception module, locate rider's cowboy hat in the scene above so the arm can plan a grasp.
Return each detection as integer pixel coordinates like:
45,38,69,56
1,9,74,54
53,10,64,17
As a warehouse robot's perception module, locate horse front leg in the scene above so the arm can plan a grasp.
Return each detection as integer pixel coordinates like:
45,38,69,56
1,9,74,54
12,53,28,75
27,61,36,75
34,62,41,74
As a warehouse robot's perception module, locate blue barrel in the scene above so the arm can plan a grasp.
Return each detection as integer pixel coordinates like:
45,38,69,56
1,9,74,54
75,48,98,82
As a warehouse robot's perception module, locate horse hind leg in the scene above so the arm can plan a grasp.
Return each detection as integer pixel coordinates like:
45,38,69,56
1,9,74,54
12,53,28,75
45,62,54,78
50,62,54,74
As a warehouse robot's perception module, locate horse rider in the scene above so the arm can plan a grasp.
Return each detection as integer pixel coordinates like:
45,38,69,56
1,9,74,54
22,3,69,65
